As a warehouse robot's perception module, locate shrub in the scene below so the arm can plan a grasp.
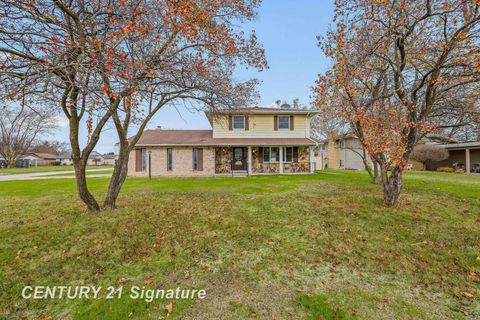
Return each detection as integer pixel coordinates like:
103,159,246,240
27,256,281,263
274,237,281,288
437,166,454,173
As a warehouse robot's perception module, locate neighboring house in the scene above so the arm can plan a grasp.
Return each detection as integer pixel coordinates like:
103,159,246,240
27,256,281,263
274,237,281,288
57,151,107,166
17,153,58,167
426,141,480,173
326,133,372,170
128,107,320,177
102,154,118,165
324,132,464,171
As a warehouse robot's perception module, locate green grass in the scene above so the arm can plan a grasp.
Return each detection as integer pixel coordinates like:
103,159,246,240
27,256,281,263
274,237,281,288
0,165,113,175
0,170,479,319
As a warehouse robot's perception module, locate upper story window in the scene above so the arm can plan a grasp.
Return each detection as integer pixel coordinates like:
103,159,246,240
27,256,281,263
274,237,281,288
278,115,290,129
233,115,245,129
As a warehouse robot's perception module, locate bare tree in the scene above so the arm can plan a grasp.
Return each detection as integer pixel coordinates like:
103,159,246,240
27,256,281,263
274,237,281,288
31,140,69,155
0,104,56,167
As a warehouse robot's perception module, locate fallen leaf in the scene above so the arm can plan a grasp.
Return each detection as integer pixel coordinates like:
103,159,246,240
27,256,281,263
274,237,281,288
184,271,190,279
165,303,173,314
384,236,390,242
143,276,154,286
463,292,474,298
116,277,126,285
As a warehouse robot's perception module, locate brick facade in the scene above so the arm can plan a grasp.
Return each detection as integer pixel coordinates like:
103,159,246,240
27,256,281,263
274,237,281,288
128,147,216,177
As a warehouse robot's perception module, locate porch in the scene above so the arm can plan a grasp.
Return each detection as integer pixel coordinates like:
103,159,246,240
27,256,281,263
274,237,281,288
215,146,315,175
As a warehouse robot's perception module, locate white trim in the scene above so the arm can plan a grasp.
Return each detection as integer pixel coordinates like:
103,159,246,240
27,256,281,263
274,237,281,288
279,146,284,174
310,146,314,173
247,146,252,175
466,149,471,174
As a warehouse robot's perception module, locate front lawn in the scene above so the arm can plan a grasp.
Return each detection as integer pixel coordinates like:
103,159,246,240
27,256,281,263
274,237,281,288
0,171,478,319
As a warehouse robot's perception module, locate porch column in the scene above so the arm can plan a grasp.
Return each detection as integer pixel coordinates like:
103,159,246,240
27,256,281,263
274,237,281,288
279,146,284,174
466,148,471,174
247,146,252,175
310,146,315,173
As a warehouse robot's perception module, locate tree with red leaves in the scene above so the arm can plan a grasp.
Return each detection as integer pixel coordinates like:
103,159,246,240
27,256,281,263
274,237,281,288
0,0,266,212
314,0,480,206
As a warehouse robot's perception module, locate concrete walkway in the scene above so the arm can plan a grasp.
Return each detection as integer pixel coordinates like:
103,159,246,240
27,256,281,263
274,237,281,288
0,168,113,181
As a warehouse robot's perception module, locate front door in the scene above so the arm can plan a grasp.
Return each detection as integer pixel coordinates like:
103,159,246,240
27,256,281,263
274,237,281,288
232,147,246,170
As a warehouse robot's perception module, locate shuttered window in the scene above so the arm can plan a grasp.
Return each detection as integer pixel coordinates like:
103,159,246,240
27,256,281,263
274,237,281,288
232,115,245,129
278,115,290,129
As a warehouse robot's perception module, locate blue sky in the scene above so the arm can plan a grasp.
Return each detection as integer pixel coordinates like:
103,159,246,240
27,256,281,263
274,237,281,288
52,1,334,153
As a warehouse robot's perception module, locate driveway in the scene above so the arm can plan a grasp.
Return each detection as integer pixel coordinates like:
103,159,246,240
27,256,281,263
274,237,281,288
0,168,113,181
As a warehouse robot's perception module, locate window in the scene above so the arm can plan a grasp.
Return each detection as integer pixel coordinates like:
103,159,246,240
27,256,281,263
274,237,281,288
263,147,270,163
141,148,147,171
233,115,245,129
339,159,344,167
284,147,293,162
192,148,203,171
193,148,199,171
270,147,279,162
278,115,290,129
262,147,280,163
167,148,173,171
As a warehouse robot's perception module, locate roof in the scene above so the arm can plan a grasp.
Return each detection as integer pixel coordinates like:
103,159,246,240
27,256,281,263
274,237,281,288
102,154,118,159
136,130,214,145
57,151,104,159
25,152,58,160
134,129,317,146
206,106,319,115
440,141,480,149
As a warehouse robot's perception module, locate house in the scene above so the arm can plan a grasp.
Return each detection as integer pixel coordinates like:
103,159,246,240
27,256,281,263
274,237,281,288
127,107,320,177
426,141,480,173
57,151,107,166
17,153,58,167
326,133,372,170
102,153,118,165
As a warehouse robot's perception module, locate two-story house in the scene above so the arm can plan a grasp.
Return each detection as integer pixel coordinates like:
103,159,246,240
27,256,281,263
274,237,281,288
127,107,320,177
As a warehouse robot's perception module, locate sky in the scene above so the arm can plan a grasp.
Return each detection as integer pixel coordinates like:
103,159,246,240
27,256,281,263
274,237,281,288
51,1,334,154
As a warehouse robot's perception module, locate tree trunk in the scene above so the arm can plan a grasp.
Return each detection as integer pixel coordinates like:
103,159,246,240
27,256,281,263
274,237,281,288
363,157,380,184
103,144,130,210
6,158,16,168
380,164,403,207
73,160,100,212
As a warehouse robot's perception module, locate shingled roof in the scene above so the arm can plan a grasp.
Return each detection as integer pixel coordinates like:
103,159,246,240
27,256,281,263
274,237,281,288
133,129,316,146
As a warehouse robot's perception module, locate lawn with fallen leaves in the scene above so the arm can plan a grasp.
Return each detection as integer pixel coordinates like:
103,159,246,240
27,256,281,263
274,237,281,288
0,170,478,319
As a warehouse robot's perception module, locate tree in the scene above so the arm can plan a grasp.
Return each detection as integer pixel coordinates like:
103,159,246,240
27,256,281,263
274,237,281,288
0,104,56,168
314,0,480,206
0,0,266,212
31,140,69,155
411,144,449,169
